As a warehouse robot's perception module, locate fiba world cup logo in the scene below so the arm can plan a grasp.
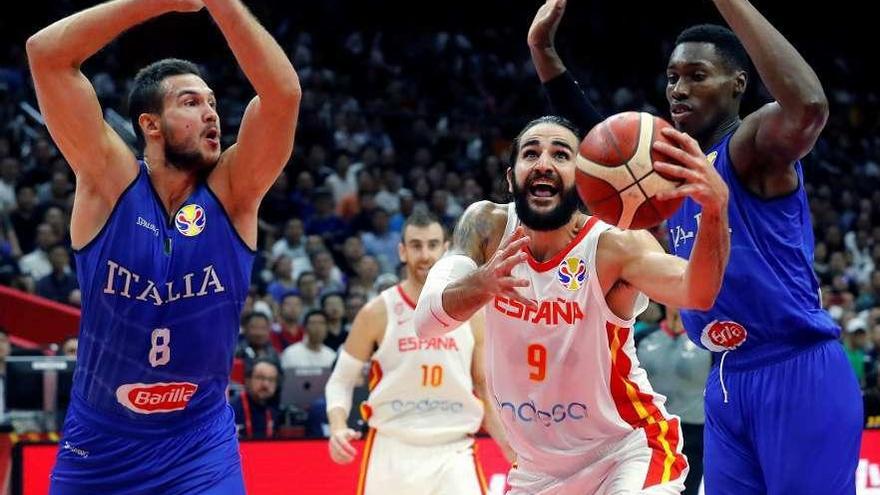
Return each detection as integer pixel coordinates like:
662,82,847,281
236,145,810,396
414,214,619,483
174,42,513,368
175,204,206,237
557,257,587,292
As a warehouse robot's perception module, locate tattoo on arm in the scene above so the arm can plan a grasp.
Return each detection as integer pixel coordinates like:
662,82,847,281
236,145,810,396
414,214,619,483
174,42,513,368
450,203,494,265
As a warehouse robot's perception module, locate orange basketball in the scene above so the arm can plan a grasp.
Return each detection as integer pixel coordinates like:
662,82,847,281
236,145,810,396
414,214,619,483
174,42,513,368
576,112,684,229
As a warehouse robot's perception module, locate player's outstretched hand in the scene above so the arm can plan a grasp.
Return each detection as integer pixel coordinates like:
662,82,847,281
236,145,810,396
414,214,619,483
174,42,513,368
473,227,535,308
329,427,362,464
651,128,729,215
165,0,205,13
528,0,568,50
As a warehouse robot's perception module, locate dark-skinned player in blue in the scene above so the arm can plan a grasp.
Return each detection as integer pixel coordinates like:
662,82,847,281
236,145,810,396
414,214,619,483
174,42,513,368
526,0,861,494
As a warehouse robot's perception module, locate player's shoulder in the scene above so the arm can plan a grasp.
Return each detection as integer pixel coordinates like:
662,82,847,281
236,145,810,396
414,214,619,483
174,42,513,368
597,227,662,261
355,292,389,328
452,201,510,262
460,200,509,226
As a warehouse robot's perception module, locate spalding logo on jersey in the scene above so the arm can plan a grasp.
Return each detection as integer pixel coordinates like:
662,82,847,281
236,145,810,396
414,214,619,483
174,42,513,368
557,257,587,291
700,320,748,352
175,204,206,237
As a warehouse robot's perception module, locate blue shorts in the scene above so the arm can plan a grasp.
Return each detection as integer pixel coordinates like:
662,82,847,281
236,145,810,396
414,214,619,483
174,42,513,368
703,339,862,495
49,405,244,495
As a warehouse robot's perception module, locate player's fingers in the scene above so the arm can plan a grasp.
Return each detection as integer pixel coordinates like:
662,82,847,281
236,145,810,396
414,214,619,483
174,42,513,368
498,276,530,289
651,140,700,169
653,161,700,183
655,184,698,201
495,251,528,275
659,127,704,158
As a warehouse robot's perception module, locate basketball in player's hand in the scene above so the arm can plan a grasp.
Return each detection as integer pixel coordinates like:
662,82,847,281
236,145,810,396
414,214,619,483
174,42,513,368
576,112,685,229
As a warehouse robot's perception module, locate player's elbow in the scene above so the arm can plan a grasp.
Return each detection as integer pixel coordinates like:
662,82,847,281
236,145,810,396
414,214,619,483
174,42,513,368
687,289,718,311
793,95,829,136
25,32,51,63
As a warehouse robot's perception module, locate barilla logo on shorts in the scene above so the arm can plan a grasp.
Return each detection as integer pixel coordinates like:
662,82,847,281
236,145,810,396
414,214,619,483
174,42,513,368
116,382,198,414
700,320,748,352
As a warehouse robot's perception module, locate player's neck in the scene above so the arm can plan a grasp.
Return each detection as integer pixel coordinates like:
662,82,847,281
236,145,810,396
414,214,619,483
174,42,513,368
143,151,200,218
399,278,423,304
524,212,589,263
700,115,741,151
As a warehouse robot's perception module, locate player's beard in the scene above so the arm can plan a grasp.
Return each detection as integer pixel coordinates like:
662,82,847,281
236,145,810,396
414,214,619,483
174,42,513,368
163,131,214,172
512,179,581,232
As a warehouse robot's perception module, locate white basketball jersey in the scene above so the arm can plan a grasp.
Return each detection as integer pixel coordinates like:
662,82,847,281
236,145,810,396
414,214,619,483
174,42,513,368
362,285,484,445
485,204,680,478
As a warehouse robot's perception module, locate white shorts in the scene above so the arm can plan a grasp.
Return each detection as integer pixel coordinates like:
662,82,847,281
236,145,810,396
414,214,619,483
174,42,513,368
357,429,487,495
507,424,689,495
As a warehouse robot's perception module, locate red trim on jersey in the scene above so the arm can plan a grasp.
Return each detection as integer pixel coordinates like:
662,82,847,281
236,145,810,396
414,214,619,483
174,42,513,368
396,284,417,309
525,216,600,272
606,323,665,427
605,322,686,487
472,441,489,494
356,428,377,495
367,360,384,391
642,418,688,488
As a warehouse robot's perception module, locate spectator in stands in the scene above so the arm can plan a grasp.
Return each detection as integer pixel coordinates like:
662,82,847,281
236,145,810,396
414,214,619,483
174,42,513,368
43,206,70,247
272,218,307,263
236,312,282,370
321,293,347,352
343,291,366,333
338,235,365,278
266,255,297,303
0,157,19,213
36,244,77,305
843,319,870,387
296,271,322,313
306,187,348,247
0,216,21,286
281,310,336,369
348,254,380,300
271,292,305,352
10,185,40,254
18,223,57,283
361,208,400,274
637,307,711,495
311,249,346,295
229,358,282,440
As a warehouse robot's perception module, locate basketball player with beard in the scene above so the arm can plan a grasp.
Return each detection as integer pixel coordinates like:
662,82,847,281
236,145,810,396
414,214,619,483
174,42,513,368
326,210,512,495
27,0,300,493
414,116,729,494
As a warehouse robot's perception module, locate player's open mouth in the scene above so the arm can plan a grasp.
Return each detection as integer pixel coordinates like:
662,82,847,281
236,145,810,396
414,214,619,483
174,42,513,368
670,104,693,120
529,181,559,198
204,128,220,146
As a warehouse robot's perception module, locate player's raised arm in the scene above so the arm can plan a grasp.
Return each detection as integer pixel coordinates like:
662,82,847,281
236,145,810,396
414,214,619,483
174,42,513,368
414,201,529,338
203,0,301,235
527,0,603,135
26,0,203,195
716,0,829,175
603,128,730,310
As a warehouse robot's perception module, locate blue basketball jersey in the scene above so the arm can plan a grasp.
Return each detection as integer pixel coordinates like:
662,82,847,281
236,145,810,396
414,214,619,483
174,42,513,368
71,162,254,436
668,132,839,367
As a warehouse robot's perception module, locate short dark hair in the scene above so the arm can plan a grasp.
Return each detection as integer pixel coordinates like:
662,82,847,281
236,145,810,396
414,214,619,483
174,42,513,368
297,270,316,285
321,292,345,307
241,311,270,327
675,24,751,74
402,209,445,241
303,309,327,324
128,58,204,149
245,357,281,379
508,116,581,166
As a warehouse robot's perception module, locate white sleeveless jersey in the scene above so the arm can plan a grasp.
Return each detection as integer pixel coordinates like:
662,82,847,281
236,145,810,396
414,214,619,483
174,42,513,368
486,204,683,479
361,285,484,445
